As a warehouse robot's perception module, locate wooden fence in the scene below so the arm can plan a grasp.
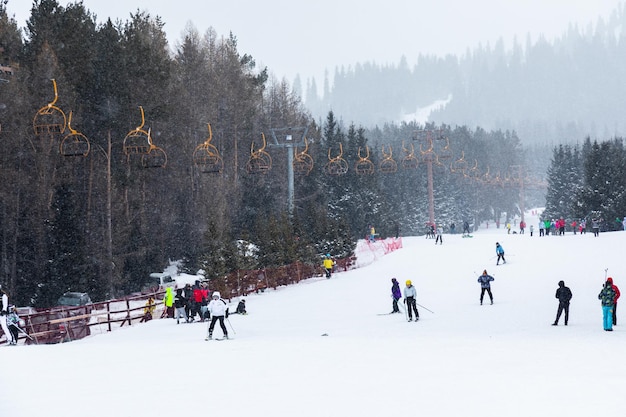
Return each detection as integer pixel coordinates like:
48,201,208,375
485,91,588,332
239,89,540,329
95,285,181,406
1,256,356,346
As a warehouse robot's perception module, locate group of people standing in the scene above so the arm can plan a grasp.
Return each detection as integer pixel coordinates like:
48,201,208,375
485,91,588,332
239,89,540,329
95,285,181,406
163,282,211,323
538,218,589,236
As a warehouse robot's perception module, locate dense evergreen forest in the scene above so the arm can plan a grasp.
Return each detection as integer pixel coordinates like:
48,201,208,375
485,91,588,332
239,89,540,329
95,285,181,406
305,4,626,144
1,0,607,308
542,137,626,231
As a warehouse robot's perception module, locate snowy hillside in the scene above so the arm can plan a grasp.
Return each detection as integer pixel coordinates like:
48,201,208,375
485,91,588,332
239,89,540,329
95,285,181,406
1,210,625,417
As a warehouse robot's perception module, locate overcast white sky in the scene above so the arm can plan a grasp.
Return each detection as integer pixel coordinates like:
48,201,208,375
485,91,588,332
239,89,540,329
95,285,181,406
5,0,624,83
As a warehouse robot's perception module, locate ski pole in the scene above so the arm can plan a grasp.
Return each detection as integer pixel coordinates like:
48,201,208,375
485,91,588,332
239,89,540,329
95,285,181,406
403,299,409,321
415,302,434,314
16,326,34,341
226,317,236,335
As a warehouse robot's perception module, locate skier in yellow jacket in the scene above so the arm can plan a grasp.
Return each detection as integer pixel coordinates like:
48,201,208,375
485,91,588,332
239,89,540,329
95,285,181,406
323,254,335,278
164,287,174,318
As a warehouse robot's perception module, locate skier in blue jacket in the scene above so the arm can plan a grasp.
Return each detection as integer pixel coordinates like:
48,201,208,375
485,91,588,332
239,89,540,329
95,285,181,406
478,270,495,305
598,280,617,331
495,242,506,265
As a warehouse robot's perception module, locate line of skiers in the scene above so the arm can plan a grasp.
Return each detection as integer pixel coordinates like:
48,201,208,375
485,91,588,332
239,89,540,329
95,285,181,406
391,270,621,331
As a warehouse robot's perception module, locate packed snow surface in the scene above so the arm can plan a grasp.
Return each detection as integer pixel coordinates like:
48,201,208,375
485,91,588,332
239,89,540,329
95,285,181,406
1,210,624,416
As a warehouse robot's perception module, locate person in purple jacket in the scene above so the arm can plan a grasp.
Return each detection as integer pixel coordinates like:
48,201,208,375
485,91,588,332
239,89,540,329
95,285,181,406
390,278,401,313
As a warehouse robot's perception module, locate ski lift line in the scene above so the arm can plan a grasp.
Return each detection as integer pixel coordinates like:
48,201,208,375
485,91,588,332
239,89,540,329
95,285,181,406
123,106,151,155
192,123,224,173
355,146,374,175
324,143,348,176
379,144,397,174
401,142,419,169
293,137,314,175
246,133,272,174
33,79,67,136
59,111,90,157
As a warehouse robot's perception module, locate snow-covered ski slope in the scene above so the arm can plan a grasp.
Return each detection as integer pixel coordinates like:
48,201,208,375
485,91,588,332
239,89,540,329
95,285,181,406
2,210,625,417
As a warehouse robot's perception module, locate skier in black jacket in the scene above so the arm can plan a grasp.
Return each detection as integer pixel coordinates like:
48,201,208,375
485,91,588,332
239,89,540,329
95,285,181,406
552,280,572,326
174,288,188,324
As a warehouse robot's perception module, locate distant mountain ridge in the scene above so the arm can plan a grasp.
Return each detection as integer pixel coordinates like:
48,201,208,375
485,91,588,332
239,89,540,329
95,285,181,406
304,4,626,144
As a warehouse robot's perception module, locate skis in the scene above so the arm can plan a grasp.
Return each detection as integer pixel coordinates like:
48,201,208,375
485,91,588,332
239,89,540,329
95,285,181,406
377,312,400,316
205,336,231,341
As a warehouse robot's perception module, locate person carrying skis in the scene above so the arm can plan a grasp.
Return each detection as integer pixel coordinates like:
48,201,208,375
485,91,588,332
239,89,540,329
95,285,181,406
477,270,495,305
598,280,617,331
552,280,572,326
403,280,419,321
606,277,620,325
323,254,335,278
495,242,506,265
390,278,401,314
206,291,229,340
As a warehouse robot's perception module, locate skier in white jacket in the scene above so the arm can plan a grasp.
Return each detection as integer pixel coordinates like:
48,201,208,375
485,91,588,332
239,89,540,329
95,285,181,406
0,285,14,345
206,291,229,340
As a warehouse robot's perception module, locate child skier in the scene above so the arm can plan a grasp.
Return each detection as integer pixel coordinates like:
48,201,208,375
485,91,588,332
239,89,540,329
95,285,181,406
206,291,229,340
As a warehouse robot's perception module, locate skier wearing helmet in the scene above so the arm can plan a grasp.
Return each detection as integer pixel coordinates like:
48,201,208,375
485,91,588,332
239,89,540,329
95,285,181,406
206,291,229,340
403,280,419,322
323,254,335,278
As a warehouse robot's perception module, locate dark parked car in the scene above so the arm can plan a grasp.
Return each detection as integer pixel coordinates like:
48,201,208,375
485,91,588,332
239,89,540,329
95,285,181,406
57,292,92,307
